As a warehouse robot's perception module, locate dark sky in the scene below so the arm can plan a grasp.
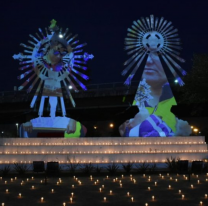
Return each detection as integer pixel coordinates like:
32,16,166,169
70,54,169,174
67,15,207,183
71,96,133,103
0,0,208,92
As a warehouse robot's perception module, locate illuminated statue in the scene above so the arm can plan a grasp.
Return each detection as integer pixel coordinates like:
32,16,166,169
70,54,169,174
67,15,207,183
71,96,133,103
120,15,191,137
13,20,93,137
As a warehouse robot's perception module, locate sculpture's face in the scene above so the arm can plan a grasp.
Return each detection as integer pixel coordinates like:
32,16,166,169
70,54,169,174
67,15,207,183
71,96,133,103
47,43,67,66
142,53,167,86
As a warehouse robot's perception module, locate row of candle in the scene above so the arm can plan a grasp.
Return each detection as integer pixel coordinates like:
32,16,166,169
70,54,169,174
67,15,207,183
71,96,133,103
2,149,207,154
3,141,205,146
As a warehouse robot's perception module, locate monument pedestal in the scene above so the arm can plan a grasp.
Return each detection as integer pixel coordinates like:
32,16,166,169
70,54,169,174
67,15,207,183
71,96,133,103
0,137,207,164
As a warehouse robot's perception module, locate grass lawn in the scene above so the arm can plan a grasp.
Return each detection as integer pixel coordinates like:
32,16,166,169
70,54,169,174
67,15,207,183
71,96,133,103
0,172,208,206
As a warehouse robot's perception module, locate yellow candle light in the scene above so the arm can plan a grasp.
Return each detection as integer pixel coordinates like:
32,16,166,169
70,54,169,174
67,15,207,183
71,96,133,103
145,203,148,206
19,193,21,198
120,183,122,187
71,193,74,197
127,192,130,196
51,189,54,193
102,185,104,188
122,174,124,178
148,187,150,190
2,203,5,206
169,185,171,189
182,195,185,199
70,197,73,203
152,196,155,200
41,197,44,202
205,194,207,198
72,185,74,188
104,197,106,201
155,182,157,186
200,201,203,205
6,189,8,193
179,190,181,194
175,179,178,182
110,190,112,195
99,188,102,192
113,179,115,182
5,181,7,184
191,184,193,188
106,176,108,179
63,202,66,206
131,197,134,202
31,177,34,180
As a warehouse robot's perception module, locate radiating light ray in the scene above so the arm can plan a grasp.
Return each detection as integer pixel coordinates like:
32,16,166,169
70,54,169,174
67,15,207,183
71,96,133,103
122,14,186,86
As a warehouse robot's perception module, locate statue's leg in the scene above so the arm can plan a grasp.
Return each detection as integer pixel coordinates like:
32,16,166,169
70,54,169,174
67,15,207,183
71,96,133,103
38,96,46,117
49,96,57,118
60,97,66,117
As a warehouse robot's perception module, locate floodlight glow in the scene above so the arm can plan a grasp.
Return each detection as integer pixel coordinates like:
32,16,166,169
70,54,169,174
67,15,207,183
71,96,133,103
68,85,73,89
110,123,114,128
174,79,178,83
193,128,199,132
59,33,63,38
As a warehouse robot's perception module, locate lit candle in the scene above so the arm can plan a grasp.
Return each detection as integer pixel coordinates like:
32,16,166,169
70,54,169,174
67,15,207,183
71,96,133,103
179,190,181,194
51,189,54,193
72,185,74,188
94,182,97,185
2,203,5,206
106,176,108,179
148,187,150,190
122,175,124,178
169,185,171,189
152,196,155,200
191,184,193,188
131,197,134,202
127,192,130,196
71,193,74,197
120,184,122,187
200,201,203,205
6,189,8,193
182,195,185,199
175,179,178,182
102,185,104,188
104,197,106,201
31,177,34,180
27,178,29,182
5,181,7,184
19,193,21,198
41,197,44,202
57,182,59,185
63,202,66,206
70,197,73,203
40,180,43,183
145,203,148,206
155,182,157,186
113,179,115,182
15,177,17,180
143,174,145,177
205,194,207,198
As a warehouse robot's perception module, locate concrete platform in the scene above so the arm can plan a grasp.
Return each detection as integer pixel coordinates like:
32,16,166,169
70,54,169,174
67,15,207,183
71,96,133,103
0,137,207,164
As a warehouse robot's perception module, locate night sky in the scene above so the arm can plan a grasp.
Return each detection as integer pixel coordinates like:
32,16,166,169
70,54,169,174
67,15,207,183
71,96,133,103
1,0,208,92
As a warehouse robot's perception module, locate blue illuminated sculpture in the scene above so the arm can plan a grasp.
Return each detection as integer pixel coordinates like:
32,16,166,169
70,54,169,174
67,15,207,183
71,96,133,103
13,20,93,137
120,15,191,137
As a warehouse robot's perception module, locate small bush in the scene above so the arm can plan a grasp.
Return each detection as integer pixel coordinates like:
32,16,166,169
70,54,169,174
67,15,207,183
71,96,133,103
95,165,103,174
66,161,80,174
106,163,119,174
165,156,179,172
122,162,134,174
0,165,11,176
13,163,31,175
80,162,95,174
135,162,149,173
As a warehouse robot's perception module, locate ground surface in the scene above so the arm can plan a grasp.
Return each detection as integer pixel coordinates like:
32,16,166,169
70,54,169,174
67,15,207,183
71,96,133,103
0,173,208,206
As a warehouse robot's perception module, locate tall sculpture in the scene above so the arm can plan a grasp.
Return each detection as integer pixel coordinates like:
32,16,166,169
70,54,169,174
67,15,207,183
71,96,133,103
13,20,93,137
119,15,191,137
